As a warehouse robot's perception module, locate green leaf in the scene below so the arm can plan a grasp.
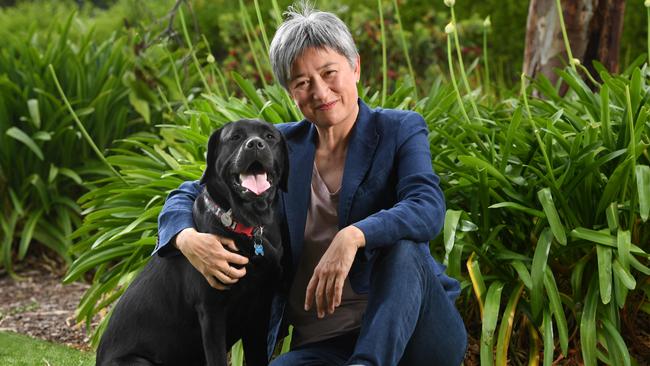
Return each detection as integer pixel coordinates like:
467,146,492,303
596,245,612,304
488,202,545,217
19,210,43,260
537,188,566,245
531,228,553,319
230,340,244,366
617,230,631,271
635,165,650,222
111,207,161,241
64,245,135,282
281,325,293,355
500,107,523,171
6,127,44,160
129,92,151,124
544,270,568,355
443,210,462,266
597,158,632,214
1,212,19,277
495,283,524,366
32,131,52,141
612,259,636,290
600,84,611,149
467,252,487,313
153,145,181,171
605,202,619,233
8,188,24,216
27,99,41,128
48,165,59,184
542,309,554,366
570,228,622,250
510,260,532,289
459,155,511,188
481,281,504,366
232,71,264,110
629,254,650,275
59,168,83,185
601,317,631,366
580,278,598,366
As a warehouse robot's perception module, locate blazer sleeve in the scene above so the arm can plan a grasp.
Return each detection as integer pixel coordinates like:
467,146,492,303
153,180,202,256
352,112,445,256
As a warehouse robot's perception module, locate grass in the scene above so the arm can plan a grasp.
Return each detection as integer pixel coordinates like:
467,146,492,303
0,332,94,366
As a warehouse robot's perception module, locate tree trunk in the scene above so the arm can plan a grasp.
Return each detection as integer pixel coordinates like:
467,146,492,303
523,0,625,86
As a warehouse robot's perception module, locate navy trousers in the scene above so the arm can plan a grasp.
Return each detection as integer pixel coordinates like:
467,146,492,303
270,241,467,366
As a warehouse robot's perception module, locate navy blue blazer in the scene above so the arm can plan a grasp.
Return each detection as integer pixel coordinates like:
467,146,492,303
154,99,452,354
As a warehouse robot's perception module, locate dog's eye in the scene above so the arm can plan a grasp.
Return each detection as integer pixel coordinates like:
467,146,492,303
264,133,276,141
229,134,241,141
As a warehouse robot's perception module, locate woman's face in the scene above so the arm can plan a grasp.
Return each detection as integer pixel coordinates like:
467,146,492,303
288,47,360,130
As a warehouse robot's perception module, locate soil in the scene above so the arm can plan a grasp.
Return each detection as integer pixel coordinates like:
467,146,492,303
0,254,94,351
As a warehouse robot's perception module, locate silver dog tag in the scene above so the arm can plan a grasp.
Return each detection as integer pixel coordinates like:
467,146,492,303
220,209,233,228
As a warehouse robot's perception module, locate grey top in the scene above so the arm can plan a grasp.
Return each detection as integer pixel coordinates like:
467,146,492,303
286,163,368,348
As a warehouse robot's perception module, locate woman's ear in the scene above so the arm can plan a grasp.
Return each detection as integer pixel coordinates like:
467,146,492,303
354,54,361,82
200,128,223,185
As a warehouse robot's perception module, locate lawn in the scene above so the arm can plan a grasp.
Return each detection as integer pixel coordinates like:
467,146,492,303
0,332,94,366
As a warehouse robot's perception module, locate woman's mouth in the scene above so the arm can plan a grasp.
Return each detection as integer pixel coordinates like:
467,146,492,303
317,100,337,111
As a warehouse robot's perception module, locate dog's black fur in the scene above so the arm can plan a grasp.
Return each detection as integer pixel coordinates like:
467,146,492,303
96,119,288,366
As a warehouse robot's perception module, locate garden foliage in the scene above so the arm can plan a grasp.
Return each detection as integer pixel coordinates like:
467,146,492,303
0,3,206,274
1,0,649,365
0,12,145,273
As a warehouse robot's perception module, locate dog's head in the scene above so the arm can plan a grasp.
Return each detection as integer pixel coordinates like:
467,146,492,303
200,119,289,226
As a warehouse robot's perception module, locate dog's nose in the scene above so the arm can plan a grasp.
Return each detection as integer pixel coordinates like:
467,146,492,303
245,137,266,150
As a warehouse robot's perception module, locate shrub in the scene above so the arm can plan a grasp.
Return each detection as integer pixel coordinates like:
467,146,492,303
430,60,650,365
0,13,140,272
0,7,201,273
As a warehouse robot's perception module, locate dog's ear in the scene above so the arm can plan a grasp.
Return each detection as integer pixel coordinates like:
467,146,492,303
200,128,222,185
278,133,290,192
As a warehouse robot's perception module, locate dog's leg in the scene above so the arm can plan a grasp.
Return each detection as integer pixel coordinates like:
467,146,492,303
241,291,273,366
197,301,229,366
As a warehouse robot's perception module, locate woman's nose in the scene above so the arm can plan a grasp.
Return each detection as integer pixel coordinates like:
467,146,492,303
310,77,329,100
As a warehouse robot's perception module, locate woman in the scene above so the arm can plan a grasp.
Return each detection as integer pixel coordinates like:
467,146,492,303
155,4,467,365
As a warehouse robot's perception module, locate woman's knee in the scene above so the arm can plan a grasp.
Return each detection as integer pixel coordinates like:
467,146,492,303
371,240,439,280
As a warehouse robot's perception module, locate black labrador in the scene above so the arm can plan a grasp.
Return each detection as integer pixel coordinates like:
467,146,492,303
96,119,288,366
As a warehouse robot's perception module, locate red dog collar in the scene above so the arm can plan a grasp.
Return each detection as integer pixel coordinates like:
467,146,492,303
204,195,262,239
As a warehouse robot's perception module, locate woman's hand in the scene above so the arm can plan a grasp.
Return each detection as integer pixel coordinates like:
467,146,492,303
305,225,365,318
175,228,249,290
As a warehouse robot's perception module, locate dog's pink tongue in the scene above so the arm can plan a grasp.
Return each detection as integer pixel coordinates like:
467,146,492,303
239,172,271,195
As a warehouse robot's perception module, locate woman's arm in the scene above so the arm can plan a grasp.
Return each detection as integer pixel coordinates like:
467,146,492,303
154,180,202,255
155,180,249,289
353,112,445,256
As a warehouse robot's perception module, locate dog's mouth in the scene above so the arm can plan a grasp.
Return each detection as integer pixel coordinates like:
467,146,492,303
236,161,272,196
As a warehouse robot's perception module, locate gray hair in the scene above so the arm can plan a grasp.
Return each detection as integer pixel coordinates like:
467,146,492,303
269,2,359,89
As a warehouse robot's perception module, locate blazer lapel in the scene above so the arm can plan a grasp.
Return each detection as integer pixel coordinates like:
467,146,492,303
338,101,379,228
284,124,316,269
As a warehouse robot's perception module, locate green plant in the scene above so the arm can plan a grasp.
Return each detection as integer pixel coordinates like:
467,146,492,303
0,13,141,274
432,59,650,365
0,5,205,274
